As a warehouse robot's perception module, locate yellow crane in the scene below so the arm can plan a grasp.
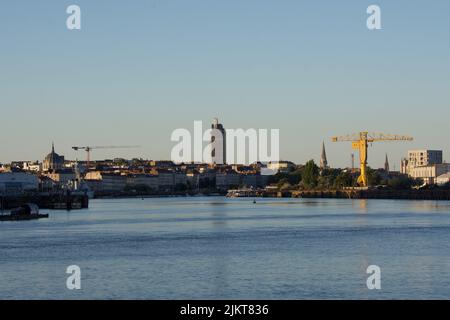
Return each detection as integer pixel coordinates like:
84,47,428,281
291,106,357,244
331,132,413,187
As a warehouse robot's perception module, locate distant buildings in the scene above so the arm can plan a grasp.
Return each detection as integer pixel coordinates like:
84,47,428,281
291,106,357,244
23,161,42,172
407,164,450,185
267,161,296,174
0,172,39,193
406,150,442,167
85,171,127,192
44,170,76,185
216,170,241,191
401,149,449,184
3,137,449,194
211,118,226,164
81,160,269,194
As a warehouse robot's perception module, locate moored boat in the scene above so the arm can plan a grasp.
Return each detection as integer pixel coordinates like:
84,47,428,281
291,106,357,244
0,203,49,221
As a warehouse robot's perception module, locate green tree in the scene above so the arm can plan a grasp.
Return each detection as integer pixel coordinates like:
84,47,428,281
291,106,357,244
387,176,422,189
317,168,341,189
301,160,319,188
366,167,382,186
333,171,355,189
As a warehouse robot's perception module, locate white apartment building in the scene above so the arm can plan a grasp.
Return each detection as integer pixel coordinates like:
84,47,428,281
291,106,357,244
407,150,443,167
401,149,448,184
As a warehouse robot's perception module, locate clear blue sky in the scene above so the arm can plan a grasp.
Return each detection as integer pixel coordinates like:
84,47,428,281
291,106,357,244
1,1,449,168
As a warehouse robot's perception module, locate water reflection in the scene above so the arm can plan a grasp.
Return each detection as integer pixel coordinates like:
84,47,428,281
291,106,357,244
209,201,230,297
1,197,450,299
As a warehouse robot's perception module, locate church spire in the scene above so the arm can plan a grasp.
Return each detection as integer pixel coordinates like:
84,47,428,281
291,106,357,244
385,153,390,173
52,141,55,154
320,141,328,169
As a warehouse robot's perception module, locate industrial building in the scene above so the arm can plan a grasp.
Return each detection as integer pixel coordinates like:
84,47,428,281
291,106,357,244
0,172,39,194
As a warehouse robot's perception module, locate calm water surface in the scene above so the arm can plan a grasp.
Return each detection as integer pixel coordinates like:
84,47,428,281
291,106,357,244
1,197,450,299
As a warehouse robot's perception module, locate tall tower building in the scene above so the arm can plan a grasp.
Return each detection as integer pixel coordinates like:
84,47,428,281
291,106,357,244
320,141,328,169
211,118,226,164
384,153,390,173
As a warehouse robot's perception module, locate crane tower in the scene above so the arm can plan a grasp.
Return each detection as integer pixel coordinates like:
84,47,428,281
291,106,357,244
331,132,413,187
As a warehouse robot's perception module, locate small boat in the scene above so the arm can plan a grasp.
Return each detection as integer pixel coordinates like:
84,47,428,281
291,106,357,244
0,203,49,221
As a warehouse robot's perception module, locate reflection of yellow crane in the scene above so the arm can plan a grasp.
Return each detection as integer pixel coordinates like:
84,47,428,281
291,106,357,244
331,132,413,187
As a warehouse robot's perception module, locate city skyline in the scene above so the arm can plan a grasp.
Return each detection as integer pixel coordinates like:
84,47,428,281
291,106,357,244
2,137,447,172
1,1,449,167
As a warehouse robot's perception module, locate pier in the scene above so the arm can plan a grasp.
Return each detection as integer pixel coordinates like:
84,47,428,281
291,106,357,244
0,192,89,211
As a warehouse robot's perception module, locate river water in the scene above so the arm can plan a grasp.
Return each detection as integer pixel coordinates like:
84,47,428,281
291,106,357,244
0,197,449,299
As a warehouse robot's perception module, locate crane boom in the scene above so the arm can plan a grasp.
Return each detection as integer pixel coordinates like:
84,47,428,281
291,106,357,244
332,133,413,143
72,145,140,170
331,132,413,187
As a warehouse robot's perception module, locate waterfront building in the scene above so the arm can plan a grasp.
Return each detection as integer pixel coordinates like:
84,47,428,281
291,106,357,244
198,169,217,189
0,172,39,194
126,174,159,191
267,161,296,174
174,172,188,186
241,174,269,188
149,160,176,168
211,118,227,165
401,149,447,184
43,169,76,185
38,175,57,192
43,143,65,172
407,163,450,185
157,170,175,192
85,171,127,192
186,170,200,189
216,171,241,191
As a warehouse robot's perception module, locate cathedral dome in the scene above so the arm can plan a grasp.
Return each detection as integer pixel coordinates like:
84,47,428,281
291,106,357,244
43,143,65,172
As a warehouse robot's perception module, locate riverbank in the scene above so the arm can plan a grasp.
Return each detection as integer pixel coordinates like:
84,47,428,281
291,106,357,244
93,190,227,199
227,188,450,201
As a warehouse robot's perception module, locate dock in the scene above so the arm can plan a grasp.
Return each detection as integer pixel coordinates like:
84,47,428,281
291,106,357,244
0,192,89,211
